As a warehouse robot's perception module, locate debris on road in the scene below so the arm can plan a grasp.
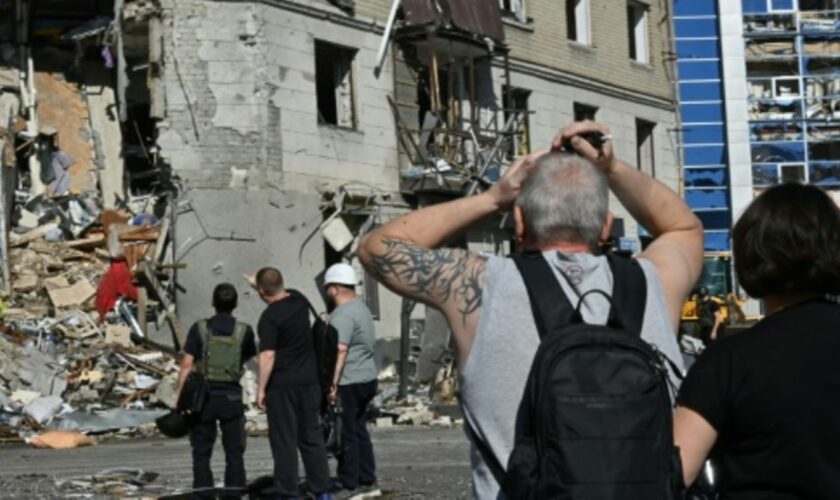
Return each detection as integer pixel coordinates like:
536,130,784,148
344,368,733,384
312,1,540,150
30,430,96,449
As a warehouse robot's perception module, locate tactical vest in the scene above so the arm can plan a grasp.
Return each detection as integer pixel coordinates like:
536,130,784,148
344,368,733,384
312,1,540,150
197,320,247,383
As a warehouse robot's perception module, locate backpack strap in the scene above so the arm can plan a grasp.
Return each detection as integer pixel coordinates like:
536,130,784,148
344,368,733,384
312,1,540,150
197,319,211,376
512,252,576,340
605,254,647,337
464,418,507,487
231,321,248,344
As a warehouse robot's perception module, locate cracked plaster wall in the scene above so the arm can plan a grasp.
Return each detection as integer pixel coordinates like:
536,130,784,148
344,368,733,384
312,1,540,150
156,0,403,344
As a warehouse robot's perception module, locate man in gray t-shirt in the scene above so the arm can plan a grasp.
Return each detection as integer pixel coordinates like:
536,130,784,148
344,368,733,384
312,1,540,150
324,263,378,493
359,121,704,498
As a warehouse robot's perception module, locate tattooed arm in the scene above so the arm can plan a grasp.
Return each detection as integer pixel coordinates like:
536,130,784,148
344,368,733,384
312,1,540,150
358,152,545,367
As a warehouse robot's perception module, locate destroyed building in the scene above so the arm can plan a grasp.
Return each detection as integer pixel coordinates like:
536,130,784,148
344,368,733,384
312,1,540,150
0,0,681,388
674,0,840,315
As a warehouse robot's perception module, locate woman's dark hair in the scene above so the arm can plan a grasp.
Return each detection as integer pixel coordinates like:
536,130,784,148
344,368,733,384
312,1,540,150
732,183,840,298
212,283,238,313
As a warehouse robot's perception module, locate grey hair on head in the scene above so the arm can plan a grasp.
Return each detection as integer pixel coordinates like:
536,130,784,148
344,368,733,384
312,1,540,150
514,152,609,249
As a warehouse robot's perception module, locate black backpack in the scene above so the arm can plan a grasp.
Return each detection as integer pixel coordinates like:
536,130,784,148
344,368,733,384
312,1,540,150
470,252,684,499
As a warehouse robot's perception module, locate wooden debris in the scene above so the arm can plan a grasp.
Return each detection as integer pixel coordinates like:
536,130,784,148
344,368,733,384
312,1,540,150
9,222,59,247
63,233,105,250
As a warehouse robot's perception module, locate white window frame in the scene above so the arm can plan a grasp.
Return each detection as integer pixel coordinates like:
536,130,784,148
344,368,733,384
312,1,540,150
768,0,798,13
772,76,802,98
572,0,591,46
499,0,527,23
629,2,649,64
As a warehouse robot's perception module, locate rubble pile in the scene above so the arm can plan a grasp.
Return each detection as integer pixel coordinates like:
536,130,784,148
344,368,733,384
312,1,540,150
0,192,181,444
0,304,177,443
372,374,464,430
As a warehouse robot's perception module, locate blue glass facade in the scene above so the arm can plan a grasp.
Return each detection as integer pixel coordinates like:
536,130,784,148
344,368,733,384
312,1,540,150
742,0,840,200
673,0,732,252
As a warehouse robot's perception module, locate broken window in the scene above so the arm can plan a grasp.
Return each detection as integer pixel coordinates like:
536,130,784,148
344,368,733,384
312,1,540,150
503,86,531,160
804,76,840,119
800,0,840,10
567,0,591,45
753,164,780,186
315,41,357,129
499,0,528,23
745,39,796,59
751,122,803,142
636,119,655,176
743,14,796,34
752,161,807,186
780,163,806,183
810,162,840,185
628,2,649,64
748,98,802,121
574,102,598,121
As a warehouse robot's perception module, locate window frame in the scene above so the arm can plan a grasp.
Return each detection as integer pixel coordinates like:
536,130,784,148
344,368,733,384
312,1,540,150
314,40,359,130
567,0,592,46
628,1,650,64
573,102,599,121
768,0,798,13
499,0,528,24
503,85,532,160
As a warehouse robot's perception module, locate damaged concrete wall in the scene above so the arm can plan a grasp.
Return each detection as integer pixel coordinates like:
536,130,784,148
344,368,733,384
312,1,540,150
170,189,325,334
157,0,404,347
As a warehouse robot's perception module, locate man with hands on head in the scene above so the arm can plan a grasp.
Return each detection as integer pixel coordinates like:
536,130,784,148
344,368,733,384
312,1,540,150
358,121,704,498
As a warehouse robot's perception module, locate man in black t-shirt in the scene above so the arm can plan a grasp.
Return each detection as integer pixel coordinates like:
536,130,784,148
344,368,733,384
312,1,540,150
255,267,332,499
177,283,257,497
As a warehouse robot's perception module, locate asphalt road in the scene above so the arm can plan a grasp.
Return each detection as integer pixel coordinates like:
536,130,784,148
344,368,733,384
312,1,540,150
0,427,472,499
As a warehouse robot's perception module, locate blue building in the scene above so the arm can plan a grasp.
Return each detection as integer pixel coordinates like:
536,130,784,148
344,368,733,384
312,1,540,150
674,0,840,295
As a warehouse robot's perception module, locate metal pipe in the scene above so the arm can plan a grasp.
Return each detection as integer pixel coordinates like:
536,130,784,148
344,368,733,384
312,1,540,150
466,113,518,196
374,0,401,78
398,298,415,400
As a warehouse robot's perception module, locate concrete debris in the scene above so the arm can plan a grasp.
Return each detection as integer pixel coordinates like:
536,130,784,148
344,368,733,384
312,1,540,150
55,467,162,497
54,409,168,434
429,415,453,428
372,382,462,429
104,324,132,347
375,416,394,428
23,395,64,424
47,278,96,308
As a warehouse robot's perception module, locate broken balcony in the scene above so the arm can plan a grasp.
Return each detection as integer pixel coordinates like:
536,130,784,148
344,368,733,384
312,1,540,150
385,0,527,196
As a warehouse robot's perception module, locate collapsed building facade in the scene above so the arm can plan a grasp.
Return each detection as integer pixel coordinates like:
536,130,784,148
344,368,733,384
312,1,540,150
1,0,681,382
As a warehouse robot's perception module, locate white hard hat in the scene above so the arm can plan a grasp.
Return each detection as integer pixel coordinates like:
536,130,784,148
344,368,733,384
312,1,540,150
324,263,357,286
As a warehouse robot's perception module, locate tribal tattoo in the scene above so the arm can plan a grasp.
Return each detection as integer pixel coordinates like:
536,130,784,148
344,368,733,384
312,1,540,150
369,238,486,325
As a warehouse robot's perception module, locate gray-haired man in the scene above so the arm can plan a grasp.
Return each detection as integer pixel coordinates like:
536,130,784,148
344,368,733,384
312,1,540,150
358,121,704,497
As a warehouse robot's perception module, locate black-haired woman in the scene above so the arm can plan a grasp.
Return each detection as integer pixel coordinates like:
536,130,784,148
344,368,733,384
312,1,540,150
674,183,840,499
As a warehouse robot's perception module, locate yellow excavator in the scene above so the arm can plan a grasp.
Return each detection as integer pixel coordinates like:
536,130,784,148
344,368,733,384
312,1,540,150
681,291,752,339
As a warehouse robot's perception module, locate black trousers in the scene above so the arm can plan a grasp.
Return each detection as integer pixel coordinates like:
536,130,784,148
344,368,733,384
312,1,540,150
337,380,377,489
189,393,246,498
266,384,332,497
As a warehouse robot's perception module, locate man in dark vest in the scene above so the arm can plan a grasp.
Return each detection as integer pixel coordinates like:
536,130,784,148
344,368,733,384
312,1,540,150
176,282,257,498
